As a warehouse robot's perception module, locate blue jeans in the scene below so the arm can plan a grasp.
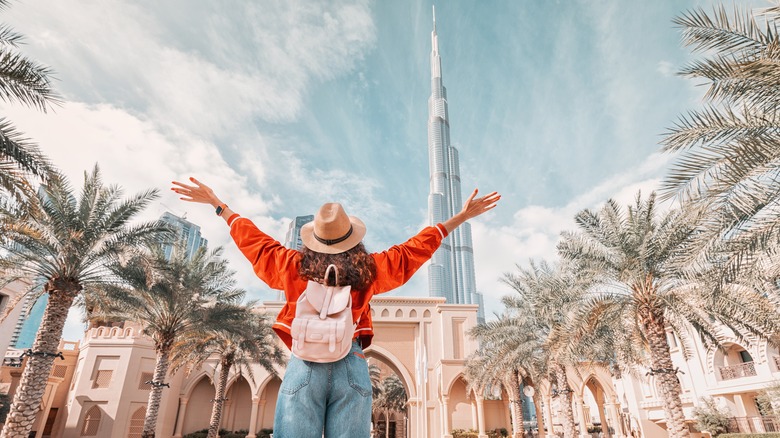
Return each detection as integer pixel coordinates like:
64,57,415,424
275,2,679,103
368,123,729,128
274,341,373,437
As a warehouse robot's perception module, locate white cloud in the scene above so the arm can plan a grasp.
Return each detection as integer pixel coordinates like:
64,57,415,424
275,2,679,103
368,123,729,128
6,0,376,138
657,60,676,77
471,152,673,319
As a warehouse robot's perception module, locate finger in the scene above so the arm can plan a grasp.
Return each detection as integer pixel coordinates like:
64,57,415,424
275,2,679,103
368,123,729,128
466,188,478,204
189,177,210,190
171,180,197,190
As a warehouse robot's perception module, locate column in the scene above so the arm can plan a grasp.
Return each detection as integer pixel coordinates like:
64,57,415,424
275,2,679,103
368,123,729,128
246,397,260,438
441,396,452,438
258,399,267,432
605,401,624,438
476,395,487,438
574,395,588,438
173,397,189,438
34,384,57,438
408,399,420,438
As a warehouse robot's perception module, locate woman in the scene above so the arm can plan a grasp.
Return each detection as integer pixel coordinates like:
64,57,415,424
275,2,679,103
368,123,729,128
171,177,500,438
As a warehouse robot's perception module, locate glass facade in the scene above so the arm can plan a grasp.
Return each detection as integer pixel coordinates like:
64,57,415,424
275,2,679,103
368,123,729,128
426,9,485,322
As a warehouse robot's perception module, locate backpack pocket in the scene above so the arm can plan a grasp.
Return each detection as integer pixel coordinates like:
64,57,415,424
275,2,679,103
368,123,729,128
291,318,352,362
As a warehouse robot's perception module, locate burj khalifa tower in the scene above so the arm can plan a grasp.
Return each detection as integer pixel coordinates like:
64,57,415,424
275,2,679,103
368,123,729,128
426,7,485,322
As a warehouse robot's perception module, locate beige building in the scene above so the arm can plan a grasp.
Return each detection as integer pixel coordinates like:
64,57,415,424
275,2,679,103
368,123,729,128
2,292,779,437
1,297,522,438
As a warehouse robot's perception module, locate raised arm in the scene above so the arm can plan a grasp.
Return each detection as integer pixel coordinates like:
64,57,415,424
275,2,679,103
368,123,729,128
442,189,501,234
171,177,237,223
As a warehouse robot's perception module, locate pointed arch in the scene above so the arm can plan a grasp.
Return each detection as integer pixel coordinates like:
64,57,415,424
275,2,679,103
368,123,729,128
127,406,146,438
80,405,102,436
364,344,416,399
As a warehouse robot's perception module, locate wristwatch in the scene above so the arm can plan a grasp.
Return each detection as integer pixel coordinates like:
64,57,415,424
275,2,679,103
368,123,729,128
216,204,227,216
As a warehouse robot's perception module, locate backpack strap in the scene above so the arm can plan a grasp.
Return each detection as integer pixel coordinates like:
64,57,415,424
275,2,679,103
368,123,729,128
320,265,339,320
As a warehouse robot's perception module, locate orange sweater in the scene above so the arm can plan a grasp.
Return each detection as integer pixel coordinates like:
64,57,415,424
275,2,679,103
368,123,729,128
229,216,448,349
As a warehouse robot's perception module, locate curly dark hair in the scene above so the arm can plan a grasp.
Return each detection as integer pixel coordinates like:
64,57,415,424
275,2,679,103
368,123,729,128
298,243,377,291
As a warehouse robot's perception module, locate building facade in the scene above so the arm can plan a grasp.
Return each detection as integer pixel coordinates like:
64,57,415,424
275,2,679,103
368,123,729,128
159,212,208,260
2,295,779,437
282,215,313,251
425,7,485,323
1,297,518,438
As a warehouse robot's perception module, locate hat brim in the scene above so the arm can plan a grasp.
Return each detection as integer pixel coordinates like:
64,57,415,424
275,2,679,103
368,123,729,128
300,216,366,254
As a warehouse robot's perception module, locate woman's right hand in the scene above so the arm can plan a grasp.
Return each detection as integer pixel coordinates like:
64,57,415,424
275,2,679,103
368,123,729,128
171,177,222,208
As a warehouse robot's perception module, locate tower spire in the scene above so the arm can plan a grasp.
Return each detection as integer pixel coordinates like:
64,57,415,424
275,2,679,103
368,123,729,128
425,5,485,323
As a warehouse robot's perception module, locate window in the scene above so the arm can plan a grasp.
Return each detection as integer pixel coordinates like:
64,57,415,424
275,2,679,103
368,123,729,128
739,350,753,363
138,372,154,390
127,406,146,438
80,406,101,436
92,370,113,389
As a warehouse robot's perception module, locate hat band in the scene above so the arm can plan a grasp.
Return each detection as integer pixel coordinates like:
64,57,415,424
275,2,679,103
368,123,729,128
313,225,353,246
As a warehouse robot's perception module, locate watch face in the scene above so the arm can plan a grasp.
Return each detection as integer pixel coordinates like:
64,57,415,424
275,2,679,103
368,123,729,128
216,206,224,215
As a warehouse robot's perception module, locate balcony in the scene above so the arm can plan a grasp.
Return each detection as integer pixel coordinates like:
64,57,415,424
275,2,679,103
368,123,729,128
728,416,780,433
718,362,757,380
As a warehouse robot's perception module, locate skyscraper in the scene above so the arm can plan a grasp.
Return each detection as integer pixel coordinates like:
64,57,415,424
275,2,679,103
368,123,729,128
283,215,314,251
426,7,485,322
159,212,208,260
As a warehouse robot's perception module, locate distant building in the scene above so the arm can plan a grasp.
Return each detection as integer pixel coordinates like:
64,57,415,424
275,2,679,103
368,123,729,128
283,215,314,251
0,279,32,362
159,212,208,260
425,7,485,323
12,294,48,349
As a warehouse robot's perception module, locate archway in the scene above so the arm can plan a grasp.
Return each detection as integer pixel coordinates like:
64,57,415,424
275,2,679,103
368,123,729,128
182,376,215,434
365,346,412,438
222,375,253,432
448,377,473,432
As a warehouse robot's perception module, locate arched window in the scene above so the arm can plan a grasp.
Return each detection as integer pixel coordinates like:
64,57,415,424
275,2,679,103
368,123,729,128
128,406,146,438
80,406,101,436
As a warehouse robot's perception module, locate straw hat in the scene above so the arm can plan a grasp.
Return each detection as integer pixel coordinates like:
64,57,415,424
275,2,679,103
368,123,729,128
300,203,366,254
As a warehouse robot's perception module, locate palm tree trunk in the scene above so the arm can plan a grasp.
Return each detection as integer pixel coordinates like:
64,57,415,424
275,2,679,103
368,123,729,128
142,348,171,438
510,371,525,438
532,390,546,438
1,289,74,438
554,363,577,438
207,358,232,438
642,310,689,438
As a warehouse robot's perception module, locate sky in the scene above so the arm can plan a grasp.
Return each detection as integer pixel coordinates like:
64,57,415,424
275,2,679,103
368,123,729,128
2,0,746,341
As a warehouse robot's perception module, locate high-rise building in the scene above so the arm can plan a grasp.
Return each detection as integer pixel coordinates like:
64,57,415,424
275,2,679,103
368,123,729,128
426,7,485,322
283,215,314,251
12,294,47,349
279,215,314,300
159,212,208,260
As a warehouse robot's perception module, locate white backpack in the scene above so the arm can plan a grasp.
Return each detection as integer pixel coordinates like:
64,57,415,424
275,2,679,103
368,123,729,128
291,264,356,362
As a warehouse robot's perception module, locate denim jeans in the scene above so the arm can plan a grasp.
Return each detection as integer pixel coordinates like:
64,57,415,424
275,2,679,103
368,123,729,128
274,340,373,437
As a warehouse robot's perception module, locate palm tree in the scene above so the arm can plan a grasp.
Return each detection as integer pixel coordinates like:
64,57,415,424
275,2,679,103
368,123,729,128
501,261,591,438
168,305,285,438
0,166,165,438
0,0,59,201
557,191,780,438
88,243,245,438
369,363,382,399
661,4,780,286
466,315,539,438
374,374,407,438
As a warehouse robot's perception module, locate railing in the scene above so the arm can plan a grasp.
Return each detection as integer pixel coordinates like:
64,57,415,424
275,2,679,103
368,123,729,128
718,362,757,380
727,416,780,433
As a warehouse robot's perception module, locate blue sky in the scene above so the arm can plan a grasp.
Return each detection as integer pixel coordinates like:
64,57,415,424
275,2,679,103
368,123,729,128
3,0,737,340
